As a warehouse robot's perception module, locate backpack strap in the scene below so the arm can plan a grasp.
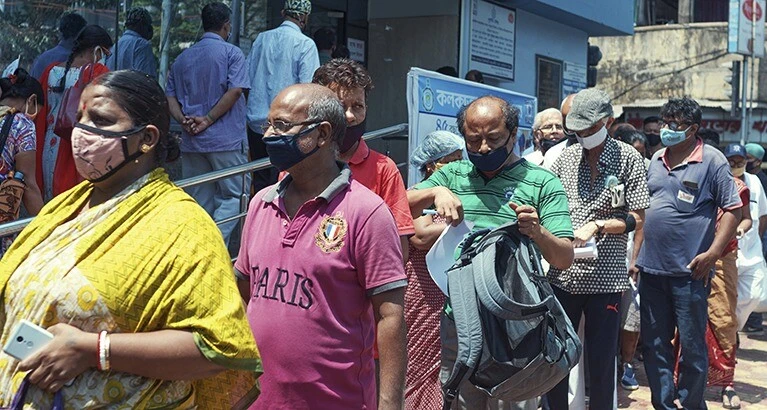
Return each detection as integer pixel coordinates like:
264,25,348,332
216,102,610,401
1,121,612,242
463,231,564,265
442,262,484,410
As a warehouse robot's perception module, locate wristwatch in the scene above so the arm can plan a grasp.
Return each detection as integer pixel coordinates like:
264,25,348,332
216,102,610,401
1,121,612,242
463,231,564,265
595,220,606,234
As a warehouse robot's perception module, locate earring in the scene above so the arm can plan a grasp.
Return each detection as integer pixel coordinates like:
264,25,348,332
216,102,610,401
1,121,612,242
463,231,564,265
140,144,151,153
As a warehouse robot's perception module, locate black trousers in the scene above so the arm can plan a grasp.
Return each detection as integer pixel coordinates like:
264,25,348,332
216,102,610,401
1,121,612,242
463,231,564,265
547,287,622,410
247,127,278,193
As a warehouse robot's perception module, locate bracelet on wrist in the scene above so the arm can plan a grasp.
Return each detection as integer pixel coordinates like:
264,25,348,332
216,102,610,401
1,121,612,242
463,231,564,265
206,112,215,123
97,330,111,371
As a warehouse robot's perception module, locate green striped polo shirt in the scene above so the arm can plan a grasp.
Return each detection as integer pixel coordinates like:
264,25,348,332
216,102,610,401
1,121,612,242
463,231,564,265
414,159,573,239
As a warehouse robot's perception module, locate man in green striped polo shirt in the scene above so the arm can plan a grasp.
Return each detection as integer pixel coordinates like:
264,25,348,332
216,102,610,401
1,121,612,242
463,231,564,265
407,95,574,409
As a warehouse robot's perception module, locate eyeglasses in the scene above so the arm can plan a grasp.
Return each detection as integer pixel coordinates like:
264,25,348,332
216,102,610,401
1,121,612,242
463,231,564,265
262,119,318,134
729,159,747,167
539,124,564,133
660,121,691,132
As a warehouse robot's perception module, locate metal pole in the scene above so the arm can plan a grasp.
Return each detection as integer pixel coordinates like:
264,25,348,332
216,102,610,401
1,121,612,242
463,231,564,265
159,0,172,88
741,55,749,145
231,0,242,45
747,0,757,143
113,0,119,68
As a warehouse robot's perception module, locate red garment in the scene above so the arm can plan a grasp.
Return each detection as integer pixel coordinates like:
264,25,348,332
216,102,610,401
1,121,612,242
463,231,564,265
38,62,109,197
404,243,445,410
716,177,749,256
705,321,737,386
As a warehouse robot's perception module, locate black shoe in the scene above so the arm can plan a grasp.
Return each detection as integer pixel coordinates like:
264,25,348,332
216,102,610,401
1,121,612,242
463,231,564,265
739,324,764,334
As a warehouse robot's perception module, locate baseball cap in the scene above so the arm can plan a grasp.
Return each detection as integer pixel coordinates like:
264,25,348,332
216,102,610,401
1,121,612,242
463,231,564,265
565,88,613,132
745,143,765,160
724,143,746,159
284,0,312,15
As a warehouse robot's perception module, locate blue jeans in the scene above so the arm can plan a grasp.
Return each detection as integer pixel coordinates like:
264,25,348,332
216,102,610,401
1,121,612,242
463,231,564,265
181,147,249,247
639,273,710,410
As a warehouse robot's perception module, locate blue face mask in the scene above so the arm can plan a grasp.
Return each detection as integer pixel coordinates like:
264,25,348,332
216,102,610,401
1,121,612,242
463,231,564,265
263,123,320,171
467,132,512,172
660,126,691,147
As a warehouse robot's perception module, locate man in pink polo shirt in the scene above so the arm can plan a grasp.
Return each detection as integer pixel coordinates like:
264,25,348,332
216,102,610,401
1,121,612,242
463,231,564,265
236,83,407,409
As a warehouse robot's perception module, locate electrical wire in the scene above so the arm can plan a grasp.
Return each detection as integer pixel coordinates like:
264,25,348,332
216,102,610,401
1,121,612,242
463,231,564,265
612,51,728,101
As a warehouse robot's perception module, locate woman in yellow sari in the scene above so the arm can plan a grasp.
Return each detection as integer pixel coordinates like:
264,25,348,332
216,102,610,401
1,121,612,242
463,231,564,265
0,70,261,409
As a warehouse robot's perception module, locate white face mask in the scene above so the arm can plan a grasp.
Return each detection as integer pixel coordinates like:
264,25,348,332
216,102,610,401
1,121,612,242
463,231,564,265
577,126,608,150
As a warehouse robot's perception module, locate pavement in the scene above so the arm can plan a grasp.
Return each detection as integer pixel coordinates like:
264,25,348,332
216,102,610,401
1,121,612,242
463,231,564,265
617,323,767,409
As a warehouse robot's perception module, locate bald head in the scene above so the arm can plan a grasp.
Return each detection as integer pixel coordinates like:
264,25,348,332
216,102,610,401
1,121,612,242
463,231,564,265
269,83,347,144
560,94,575,117
457,96,519,137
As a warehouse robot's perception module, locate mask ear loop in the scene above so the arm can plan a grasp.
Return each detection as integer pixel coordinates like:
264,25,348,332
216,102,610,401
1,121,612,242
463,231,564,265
25,98,38,118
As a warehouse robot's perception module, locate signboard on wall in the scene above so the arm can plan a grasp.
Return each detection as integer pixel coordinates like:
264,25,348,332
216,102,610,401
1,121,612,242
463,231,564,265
536,56,563,111
468,0,516,80
563,61,588,97
347,38,366,63
406,68,537,186
728,0,766,56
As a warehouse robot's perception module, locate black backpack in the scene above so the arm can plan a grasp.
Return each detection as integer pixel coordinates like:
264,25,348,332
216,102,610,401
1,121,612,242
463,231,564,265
441,222,582,409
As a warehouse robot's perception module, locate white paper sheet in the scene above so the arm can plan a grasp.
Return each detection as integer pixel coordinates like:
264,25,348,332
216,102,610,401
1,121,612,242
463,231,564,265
425,220,475,295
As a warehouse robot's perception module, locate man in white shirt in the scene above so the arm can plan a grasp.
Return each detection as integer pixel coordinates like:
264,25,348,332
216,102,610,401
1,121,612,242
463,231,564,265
736,150,767,329
524,108,564,166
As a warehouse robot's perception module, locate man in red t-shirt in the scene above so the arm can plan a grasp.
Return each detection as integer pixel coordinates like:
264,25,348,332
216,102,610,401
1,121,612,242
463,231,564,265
312,59,415,262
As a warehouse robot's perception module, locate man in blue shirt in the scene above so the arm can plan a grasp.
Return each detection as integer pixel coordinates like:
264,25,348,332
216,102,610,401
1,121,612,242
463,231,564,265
107,7,157,78
30,13,86,79
246,0,320,191
166,2,249,248
637,97,741,410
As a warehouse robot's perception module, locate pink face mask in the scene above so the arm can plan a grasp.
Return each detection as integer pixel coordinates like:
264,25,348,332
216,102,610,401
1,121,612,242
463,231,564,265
71,123,146,182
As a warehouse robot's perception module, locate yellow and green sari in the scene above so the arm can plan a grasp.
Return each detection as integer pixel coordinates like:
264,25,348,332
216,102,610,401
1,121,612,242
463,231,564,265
0,169,261,409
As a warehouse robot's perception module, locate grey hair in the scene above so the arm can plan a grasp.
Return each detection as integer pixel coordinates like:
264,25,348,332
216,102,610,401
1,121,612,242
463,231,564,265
533,108,562,131
306,95,347,145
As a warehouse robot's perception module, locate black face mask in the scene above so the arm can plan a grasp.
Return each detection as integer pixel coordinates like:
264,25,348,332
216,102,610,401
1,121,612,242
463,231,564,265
340,121,366,154
747,160,760,173
540,137,563,154
645,132,661,147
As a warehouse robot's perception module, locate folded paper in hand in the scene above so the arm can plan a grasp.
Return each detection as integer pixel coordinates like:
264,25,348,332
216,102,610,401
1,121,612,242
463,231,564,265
425,220,475,295
574,238,598,259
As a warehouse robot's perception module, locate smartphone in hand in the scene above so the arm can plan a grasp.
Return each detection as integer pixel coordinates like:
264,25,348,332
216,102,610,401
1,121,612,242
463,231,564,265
3,320,53,361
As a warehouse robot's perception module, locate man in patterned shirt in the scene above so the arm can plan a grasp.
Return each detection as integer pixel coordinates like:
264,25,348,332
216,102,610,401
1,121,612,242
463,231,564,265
547,88,650,410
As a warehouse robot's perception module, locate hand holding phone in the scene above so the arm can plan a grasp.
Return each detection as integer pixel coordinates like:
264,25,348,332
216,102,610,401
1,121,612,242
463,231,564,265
3,320,54,361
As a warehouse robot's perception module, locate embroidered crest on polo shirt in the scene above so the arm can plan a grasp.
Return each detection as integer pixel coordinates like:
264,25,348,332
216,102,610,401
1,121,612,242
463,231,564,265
315,213,348,253
504,186,515,201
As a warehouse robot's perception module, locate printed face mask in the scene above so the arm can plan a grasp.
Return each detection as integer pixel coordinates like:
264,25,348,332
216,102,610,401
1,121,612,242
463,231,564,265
263,123,320,171
71,122,147,182
660,126,691,147
467,132,512,172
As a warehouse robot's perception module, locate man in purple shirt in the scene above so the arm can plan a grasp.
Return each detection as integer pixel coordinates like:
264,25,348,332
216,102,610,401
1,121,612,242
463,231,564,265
637,97,741,409
30,13,86,79
166,2,249,247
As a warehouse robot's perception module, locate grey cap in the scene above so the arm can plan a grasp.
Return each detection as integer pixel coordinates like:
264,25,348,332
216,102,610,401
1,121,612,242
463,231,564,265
565,88,613,132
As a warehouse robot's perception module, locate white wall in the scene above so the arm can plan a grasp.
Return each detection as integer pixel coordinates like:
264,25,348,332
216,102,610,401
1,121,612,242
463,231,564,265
460,5,589,99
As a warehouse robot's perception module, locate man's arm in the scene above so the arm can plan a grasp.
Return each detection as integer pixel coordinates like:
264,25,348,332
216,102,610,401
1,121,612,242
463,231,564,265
759,215,767,237
399,236,409,264
372,288,406,410
574,210,645,246
407,187,463,226
166,96,194,135
410,215,446,251
689,208,740,284
737,201,752,237
189,87,244,135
